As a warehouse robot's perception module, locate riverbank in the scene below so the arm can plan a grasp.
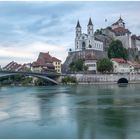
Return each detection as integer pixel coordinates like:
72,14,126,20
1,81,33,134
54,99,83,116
65,73,140,84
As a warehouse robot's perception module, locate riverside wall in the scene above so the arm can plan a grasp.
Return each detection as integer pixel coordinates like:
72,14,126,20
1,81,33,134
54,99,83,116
66,73,140,84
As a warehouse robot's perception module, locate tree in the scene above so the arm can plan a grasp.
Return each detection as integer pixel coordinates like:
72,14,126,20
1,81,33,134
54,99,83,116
108,40,128,60
69,59,84,72
97,58,113,73
94,29,102,35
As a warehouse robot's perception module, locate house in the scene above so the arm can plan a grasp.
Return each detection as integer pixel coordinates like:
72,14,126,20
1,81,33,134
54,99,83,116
52,57,62,73
31,52,61,73
3,61,32,72
84,54,97,73
128,61,140,73
111,58,130,73
3,61,22,71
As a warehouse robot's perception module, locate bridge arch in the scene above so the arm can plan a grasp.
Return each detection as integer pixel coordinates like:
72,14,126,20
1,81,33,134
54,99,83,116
117,78,128,84
0,73,58,85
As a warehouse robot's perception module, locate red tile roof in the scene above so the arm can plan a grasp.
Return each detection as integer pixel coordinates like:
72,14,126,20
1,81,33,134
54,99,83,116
111,58,127,64
112,27,130,34
52,57,61,62
33,52,61,66
128,61,140,68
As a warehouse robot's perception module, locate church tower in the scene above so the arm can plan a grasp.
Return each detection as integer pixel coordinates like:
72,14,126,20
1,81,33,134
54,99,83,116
87,18,94,36
76,20,81,37
75,20,82,50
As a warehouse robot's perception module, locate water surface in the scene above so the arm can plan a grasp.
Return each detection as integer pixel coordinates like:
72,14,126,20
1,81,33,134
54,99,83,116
0,84,140,139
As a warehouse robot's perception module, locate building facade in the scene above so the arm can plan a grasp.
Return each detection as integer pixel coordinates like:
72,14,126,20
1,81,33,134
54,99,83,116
131,35,140,51
32,52,62,73
111,17,132,49
52,57,62,73
75,18,103,51
111,58,130,73
100,17,133,49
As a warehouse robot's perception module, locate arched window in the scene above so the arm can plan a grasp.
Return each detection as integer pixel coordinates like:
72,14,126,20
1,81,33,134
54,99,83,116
89,44,92,48
82,42,86,50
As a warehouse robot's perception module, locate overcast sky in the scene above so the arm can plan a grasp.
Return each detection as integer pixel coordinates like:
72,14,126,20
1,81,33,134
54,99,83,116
0,1,140,66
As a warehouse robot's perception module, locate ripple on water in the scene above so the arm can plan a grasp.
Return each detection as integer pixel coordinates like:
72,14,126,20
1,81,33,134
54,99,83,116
0,112,9,121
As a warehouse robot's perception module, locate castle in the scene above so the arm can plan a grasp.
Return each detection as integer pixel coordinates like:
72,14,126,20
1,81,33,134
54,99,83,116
101,16,140,51
75,18,103,51
63,16,140,73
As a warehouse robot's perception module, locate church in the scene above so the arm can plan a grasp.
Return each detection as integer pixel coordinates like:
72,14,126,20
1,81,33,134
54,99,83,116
75,18,103,51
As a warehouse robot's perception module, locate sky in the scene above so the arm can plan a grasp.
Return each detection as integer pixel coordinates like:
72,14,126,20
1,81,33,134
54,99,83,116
0,1,140,67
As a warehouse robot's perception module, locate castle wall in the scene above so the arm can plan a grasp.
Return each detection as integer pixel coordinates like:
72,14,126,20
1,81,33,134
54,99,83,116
115,34,131,49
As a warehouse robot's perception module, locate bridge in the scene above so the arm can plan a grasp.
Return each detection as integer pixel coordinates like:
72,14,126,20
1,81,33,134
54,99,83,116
0,70,61,85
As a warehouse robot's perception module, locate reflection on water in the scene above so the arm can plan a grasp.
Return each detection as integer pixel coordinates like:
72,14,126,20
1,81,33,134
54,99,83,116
0,84,140,138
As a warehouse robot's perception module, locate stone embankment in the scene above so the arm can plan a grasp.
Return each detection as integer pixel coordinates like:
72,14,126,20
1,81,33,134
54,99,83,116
65,73,140,84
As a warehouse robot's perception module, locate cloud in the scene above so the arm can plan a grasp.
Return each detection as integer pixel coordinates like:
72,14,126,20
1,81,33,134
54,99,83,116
0,41,67,67
0,1,140,67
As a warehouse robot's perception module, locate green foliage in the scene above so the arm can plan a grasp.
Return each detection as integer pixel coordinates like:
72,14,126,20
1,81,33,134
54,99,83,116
97,58,113,73
21,77,33,85
83,65,88,71
69,59,84,72
34,78,47,86
62,76,77,84
94,29,102,35
108,40,128,60
0,75,33,86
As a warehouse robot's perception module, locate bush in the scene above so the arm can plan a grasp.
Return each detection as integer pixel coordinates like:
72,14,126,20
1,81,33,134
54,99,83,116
62,76,77,84
69,59,84,72
97,58,113,73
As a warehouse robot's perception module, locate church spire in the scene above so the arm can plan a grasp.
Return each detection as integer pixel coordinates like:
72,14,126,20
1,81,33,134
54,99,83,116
76,20,81,28
88,18,93,26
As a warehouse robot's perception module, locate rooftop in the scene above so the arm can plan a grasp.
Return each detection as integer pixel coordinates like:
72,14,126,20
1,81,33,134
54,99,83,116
111,58,127,64
112,27,130,34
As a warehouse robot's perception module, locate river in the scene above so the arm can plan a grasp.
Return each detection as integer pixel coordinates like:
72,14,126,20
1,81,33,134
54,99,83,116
0,84,140,138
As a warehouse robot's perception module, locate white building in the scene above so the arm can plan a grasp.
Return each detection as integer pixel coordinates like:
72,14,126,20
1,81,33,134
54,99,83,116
131,35,140,51
75,18,103,51
84,54,97,73
111,58,130,73
128,61,140,73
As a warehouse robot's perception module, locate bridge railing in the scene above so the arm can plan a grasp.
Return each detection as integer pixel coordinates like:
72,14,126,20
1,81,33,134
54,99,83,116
0,70,61,77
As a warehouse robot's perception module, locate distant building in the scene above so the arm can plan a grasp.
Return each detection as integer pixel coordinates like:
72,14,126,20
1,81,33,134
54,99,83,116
52,57,62,73
111,58,130,73
75,18,103,51
131,35,140,51
84,54,97,73
102,17,132,49
128,61,140,73
32,52,61,73
3,61,31,72
3,61,22,71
